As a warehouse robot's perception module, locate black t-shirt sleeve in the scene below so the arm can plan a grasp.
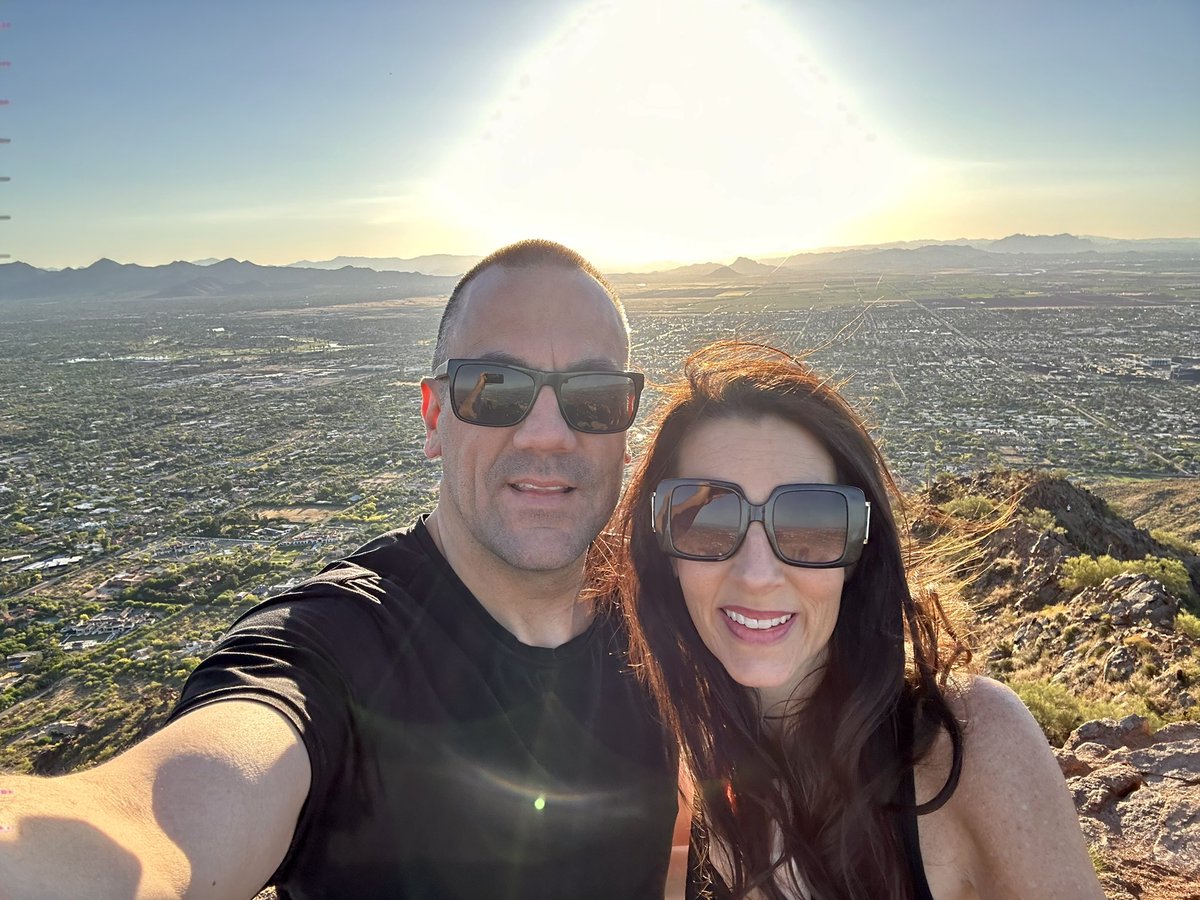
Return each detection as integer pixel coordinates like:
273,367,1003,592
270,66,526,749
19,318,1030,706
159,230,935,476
167,575,387,877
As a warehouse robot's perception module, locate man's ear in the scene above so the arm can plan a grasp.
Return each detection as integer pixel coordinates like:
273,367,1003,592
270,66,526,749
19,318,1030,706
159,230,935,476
420,379,444,460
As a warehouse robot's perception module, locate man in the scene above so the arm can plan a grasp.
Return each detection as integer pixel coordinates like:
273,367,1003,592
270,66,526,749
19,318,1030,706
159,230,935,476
0,240,679,898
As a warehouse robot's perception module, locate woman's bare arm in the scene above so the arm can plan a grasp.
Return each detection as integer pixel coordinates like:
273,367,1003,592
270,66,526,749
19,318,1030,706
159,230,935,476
926,676,1104,900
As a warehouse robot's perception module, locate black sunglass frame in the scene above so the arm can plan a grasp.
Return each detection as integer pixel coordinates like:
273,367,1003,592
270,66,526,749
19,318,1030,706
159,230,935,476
651,478,871,568
431,359,645,434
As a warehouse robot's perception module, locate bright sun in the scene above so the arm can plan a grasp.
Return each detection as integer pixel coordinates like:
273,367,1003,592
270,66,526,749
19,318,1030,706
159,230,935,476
419,0,929,266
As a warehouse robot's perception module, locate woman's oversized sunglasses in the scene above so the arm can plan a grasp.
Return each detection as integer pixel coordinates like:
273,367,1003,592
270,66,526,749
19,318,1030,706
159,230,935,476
651,478,871,568
432,359,645,434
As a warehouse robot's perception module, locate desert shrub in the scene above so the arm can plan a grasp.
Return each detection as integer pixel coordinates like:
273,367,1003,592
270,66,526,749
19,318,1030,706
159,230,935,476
1060,555,1124,591
1010,678,1090,746
1009,677,1160,746
1151,529,1197,556
1021,507,1066,535
990,557,1020,577
1123,634,1154,656
1132,556,1194,599
1177,611,1200,641
1061,553,1193,599
1173,653,1200,689
940,494,999,521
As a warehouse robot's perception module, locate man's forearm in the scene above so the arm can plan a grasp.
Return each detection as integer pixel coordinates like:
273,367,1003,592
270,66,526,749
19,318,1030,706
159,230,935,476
0,703,310,900
0,771,184,900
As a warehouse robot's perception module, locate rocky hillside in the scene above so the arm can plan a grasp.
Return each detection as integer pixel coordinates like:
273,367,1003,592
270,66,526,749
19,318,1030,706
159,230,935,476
922,469,1199,898
926,470,1198,725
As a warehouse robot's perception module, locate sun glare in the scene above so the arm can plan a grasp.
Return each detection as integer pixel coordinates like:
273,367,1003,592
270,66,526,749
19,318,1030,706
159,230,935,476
417,0,929,266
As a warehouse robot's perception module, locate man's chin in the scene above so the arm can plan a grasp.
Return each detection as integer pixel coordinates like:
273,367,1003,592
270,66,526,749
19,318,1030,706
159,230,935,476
490,526,593,574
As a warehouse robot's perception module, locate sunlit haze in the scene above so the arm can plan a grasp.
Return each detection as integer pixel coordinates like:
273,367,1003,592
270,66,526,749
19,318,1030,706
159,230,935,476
6,1,1199,269
422,0,927,264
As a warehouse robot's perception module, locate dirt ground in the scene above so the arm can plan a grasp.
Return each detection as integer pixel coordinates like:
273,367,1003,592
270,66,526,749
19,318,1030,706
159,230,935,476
253,506,336,524
1088,477,1200,544
1099,855,1200,900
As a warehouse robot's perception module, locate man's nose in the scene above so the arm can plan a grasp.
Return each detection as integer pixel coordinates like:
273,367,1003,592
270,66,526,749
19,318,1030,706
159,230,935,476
511,385,577,451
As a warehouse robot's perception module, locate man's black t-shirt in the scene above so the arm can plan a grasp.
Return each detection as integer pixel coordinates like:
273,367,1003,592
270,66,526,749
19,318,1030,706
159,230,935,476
170,519,677,899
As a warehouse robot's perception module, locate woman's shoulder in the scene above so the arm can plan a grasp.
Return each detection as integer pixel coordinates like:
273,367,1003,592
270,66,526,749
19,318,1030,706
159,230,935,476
914,674,1052,809
913,676,1105,898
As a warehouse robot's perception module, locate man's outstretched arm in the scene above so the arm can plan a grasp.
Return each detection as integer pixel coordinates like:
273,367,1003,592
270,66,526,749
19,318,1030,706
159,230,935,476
0,699,310,900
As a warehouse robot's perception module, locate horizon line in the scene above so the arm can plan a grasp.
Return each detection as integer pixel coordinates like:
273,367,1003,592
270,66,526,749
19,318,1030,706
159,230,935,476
9,232,1200,274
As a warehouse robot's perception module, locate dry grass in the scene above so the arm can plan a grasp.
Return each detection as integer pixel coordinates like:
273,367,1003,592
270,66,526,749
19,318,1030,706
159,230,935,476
1087,477,1200,544
253,506,335,524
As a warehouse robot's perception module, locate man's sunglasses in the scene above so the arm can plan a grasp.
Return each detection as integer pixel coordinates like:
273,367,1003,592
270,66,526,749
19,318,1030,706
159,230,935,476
651,479,871,567
431,359,645,434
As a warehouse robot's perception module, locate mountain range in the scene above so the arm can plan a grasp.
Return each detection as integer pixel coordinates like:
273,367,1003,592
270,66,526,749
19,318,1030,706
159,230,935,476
285,254,482,276
3,234,1198,305
0,258,457,305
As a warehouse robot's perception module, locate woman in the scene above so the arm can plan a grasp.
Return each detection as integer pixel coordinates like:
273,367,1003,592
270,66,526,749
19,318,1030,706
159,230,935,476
609,341,1102,899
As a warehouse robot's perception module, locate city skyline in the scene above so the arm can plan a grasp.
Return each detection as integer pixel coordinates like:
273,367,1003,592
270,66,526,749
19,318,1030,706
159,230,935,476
3,0,1198,270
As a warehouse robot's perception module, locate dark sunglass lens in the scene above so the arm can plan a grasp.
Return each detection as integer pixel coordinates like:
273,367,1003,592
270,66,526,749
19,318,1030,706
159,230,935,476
772,490,849,564
559,374,638,433
451,364,536,426
670,484,742,558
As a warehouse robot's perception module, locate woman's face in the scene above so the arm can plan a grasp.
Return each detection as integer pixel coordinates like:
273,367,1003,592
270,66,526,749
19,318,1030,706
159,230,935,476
671,414,846,713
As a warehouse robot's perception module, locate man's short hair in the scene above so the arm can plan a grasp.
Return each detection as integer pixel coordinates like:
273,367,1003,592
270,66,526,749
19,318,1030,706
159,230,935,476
431,239,629,369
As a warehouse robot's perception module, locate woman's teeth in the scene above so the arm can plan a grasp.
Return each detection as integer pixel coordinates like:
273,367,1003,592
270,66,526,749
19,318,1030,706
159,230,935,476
723,610,793,630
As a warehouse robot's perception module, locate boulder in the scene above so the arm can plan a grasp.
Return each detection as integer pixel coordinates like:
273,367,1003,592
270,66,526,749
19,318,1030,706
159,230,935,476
1102,645,1139,682
1067,718,1200,886
1065,715,1155,752
1101,573,1179,629
1071,761,1143,813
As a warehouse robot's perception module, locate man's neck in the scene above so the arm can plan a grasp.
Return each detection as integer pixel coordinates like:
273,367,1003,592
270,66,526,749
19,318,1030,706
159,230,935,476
425,510,595,649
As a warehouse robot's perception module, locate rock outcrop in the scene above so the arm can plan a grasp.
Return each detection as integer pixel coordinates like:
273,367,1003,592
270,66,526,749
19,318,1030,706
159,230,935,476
923,469,1199,897
1056,716,1200,899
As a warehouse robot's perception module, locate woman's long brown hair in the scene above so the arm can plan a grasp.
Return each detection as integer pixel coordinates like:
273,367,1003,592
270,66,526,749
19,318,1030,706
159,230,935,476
604,341,968,900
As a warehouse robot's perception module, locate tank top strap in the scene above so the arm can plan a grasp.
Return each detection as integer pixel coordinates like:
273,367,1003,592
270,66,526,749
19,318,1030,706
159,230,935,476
895,701,936,900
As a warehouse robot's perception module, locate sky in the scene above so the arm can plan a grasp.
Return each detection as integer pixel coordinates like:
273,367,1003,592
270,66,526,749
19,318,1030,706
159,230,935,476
4,0,1199,270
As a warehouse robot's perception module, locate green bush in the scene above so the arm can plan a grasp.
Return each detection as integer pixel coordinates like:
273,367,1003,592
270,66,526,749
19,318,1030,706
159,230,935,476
1133,556,1195,599
1123,634,1155,656
1009,677,1160,746
1151,529,1197,556
1010,679,1086,746
940,494,999,521
1061,553,1193,599
1177,611,1200,641
1021,507,1066,535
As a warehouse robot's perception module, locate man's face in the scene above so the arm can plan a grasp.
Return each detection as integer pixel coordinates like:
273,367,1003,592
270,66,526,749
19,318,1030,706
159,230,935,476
422,264,631,574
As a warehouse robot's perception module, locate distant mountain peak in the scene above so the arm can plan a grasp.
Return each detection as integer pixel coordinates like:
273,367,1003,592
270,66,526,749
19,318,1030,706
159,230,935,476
726,256,776,276
989,233,1096,253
